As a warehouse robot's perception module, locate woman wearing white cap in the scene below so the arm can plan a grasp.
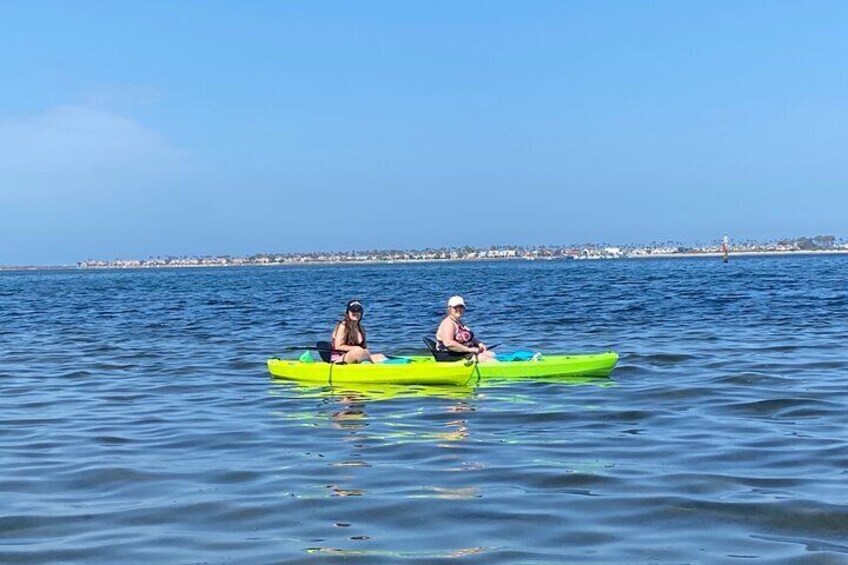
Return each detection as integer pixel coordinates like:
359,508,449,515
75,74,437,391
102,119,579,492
434,296,496,363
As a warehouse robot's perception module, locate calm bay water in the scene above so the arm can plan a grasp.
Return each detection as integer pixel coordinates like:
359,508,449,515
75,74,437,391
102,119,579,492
2,256,847,563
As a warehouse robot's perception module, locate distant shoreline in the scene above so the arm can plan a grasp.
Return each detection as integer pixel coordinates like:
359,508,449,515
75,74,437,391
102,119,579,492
627,249,848,259
3,248,848,271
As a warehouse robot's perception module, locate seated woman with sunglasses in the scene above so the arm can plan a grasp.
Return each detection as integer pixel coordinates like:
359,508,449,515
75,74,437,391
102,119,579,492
331,300,387,364
434,296,497,363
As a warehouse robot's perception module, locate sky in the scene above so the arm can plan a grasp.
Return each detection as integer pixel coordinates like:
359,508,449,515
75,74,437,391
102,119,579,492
1,1,846,265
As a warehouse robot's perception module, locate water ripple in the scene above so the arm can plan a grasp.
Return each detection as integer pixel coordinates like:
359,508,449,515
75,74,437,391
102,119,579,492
2,256,848,563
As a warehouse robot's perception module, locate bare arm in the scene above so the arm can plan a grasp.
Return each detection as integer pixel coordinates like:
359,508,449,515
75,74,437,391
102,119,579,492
332,322,357,352
437,319,479,354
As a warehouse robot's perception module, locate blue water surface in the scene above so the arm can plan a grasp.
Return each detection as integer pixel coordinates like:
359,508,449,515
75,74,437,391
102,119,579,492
1,256,847,563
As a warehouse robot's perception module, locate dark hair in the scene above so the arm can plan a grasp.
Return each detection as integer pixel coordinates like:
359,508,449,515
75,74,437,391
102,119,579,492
337,304,366,347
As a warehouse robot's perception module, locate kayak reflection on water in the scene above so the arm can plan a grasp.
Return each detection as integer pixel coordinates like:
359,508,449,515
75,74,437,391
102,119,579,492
435,295,498,363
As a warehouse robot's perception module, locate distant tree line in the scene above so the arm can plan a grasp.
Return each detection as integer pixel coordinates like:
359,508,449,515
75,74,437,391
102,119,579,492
777,235,837,250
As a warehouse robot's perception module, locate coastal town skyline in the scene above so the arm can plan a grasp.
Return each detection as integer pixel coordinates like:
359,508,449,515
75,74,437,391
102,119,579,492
2,233,843,269
69,234,845,269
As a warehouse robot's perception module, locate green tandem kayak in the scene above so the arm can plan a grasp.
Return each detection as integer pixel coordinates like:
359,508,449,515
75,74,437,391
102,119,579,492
267,352,619,386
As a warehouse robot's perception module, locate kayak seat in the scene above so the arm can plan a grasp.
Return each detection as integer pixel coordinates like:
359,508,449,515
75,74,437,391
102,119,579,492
315,340,335,363
423,336,471,363
422,337,438,353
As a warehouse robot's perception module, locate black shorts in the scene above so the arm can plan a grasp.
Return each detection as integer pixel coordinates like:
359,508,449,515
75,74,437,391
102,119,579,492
433,350,473,362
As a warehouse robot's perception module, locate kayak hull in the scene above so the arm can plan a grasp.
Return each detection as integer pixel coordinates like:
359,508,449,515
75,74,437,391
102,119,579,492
480,352,618,379
267,351,618,385
267,357,475,385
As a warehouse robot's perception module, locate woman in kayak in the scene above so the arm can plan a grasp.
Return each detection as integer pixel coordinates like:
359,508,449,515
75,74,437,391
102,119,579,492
435,295,497,363
331,300,387,364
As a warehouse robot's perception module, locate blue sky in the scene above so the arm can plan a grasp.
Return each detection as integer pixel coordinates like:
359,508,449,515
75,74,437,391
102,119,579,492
1,1,846,265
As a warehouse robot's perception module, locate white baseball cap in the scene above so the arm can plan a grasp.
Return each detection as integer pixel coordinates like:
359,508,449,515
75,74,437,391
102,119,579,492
447,295,466,308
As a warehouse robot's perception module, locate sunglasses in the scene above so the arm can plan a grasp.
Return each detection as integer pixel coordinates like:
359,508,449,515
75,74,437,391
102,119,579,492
451,305,466,310
347,307,363,313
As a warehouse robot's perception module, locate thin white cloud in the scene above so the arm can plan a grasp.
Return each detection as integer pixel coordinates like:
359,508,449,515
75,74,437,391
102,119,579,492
0,106,185,194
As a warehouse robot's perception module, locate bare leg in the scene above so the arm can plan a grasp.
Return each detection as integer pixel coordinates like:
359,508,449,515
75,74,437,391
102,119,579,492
341,346,372,364
476,350,498,363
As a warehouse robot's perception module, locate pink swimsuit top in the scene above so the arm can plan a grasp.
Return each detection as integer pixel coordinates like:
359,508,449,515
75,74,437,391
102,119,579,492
436,319,475,351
